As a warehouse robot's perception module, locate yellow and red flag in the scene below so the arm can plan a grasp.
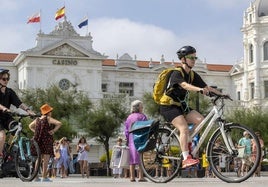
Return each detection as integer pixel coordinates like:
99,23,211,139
55,6,65,20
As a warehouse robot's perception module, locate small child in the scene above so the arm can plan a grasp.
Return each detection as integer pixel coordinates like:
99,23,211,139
112,137,123,178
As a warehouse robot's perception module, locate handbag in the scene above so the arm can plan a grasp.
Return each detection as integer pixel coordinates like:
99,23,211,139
130,120,159,152
118,146,130,168
237,146,245,158
110,145,130,169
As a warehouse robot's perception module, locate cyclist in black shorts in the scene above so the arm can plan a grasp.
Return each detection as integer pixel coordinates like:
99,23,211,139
0,68,35,166
159,46,224,168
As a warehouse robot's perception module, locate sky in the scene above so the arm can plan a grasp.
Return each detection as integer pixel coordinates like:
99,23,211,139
0,0,253,65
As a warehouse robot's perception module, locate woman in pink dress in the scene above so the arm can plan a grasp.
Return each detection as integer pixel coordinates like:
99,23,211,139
124,100,147,182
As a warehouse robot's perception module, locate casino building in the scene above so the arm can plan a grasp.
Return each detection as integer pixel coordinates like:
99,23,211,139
0,0,268,162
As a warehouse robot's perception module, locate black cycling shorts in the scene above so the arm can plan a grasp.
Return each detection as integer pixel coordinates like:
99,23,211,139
0,118,12,131
159,105,192,122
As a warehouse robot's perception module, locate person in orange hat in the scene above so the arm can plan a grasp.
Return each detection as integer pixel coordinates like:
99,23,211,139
29,104,62,182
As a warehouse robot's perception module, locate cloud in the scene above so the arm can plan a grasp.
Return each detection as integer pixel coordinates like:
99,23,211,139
0,24,35,53
85,18,180,62
0,14,242,65
78,17,242,64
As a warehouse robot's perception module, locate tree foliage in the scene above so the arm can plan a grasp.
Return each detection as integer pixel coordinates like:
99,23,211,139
79,96,129,176
142,92,160,118
19,85,93,140
226,107,268,147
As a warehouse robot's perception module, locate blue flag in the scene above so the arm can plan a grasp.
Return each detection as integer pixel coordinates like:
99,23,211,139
78,17,88,28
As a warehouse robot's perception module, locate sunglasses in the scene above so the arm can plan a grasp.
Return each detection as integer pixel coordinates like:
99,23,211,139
185,56,198,60
1,77,9,81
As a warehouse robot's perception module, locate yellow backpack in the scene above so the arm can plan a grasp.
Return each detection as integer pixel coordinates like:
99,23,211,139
152,67,194,106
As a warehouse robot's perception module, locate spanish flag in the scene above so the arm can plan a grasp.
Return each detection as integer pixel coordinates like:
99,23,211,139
55,6,65,20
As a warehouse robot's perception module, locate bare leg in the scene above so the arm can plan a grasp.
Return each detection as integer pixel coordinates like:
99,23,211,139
79,160,84,177
138,164,145,180
0,130,6,155
171,116,189,153
129,164,135,181
42,154,50,178
84,160,89,178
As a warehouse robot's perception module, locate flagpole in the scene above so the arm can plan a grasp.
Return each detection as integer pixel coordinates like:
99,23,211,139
86,13,89,36
39,9,42,33
64,1,66,20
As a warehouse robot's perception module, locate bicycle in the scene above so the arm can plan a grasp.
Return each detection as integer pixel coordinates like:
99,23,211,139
140,93,261,183
0,111,41,182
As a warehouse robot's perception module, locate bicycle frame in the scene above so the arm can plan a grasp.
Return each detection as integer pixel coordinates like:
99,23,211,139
8,120,32,161
163,97,233,159
2,112,41,182
190,103,223,157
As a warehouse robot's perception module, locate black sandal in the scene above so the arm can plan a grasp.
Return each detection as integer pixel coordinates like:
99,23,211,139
138,179,147,182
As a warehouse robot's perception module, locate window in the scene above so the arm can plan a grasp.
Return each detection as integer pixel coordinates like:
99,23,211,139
264,42,268,61
265,81,268,98
249,14,252,23
237,91,241,100
119,82,134,96
249,44,254,63
59,79,70,90
250,82,254,99
102,83,107,92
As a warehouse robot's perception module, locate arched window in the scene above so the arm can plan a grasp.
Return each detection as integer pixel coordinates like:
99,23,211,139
263,41,268,61
249,44,254,63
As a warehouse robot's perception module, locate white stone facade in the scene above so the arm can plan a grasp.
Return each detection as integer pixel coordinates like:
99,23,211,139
230,0,268,109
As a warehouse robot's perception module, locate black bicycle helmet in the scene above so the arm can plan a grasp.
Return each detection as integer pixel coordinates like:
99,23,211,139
0,68,9,74
176,46,196,59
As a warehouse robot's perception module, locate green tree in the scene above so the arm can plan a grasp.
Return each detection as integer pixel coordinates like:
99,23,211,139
188,92,210,115
20,85,93,140
80,96,129,176
226,107,268,147
143,92,160,118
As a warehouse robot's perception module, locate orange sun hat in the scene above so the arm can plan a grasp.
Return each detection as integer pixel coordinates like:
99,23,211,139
40,104,53,115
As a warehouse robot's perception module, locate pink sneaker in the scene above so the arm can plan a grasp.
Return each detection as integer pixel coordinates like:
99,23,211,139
182,155,199,168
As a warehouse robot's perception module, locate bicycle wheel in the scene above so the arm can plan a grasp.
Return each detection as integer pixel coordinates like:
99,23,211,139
207,123,261,183
140,127,181,183
15,138,41,182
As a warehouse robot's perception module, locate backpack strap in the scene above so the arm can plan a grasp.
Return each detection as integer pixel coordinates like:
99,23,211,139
161,67,194,107
174,67,194,84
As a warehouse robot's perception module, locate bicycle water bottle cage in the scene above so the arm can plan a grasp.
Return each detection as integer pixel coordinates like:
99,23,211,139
8,121,19,136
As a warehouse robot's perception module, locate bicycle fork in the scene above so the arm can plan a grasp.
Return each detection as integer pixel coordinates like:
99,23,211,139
218,121,236,155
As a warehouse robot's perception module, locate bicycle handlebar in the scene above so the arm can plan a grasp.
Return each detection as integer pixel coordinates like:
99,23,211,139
199,90,233,107
4,111,41,119
208,92,233,101
199,90,232,100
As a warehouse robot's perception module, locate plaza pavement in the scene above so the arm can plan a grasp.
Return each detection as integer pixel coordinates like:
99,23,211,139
1,173,268,187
